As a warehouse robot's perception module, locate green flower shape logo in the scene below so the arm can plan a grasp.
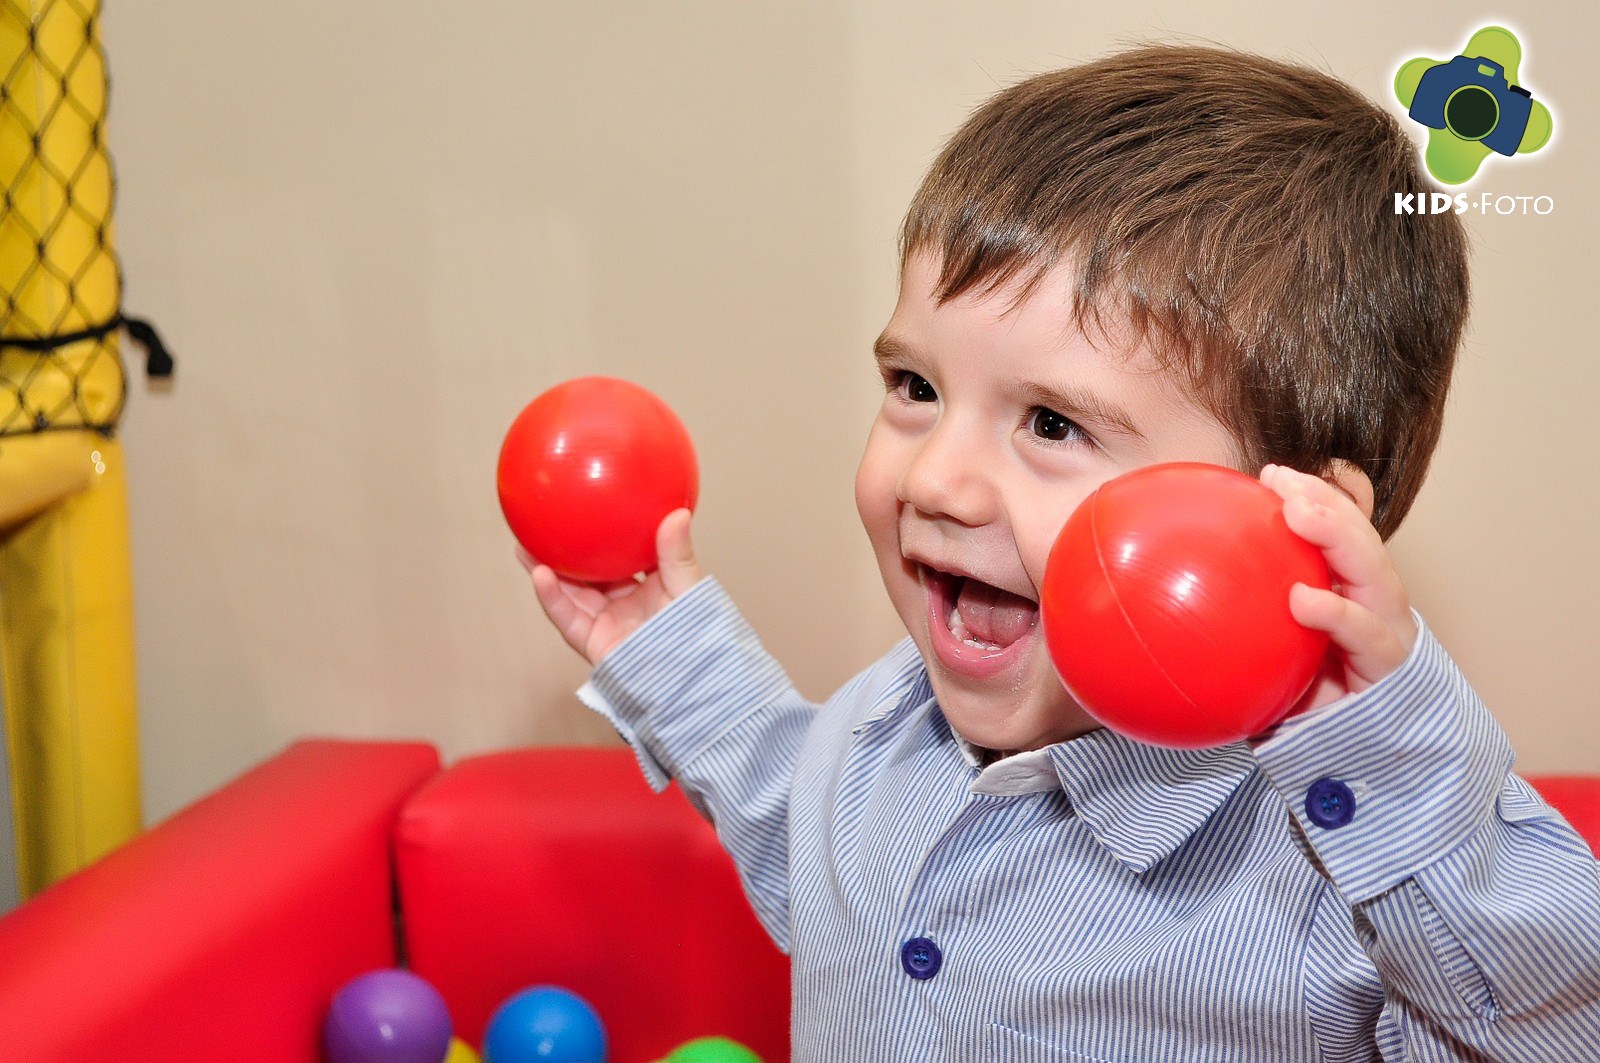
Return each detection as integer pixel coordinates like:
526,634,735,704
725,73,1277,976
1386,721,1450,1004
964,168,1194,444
1395,26,1553,184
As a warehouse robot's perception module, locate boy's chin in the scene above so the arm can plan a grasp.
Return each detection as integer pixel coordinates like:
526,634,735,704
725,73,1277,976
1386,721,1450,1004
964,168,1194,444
939,694,1100,758
943,712,1044,760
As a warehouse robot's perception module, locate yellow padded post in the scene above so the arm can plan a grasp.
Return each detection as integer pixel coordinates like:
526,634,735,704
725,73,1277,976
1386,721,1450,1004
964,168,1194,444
0,0,142,897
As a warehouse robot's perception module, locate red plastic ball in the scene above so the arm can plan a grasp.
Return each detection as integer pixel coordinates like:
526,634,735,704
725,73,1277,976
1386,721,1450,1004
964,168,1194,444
497,377,698,583
1041,462,1332,748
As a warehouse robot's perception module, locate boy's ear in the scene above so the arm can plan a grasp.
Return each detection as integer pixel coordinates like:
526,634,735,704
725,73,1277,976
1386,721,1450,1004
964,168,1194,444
1323,459,1376,521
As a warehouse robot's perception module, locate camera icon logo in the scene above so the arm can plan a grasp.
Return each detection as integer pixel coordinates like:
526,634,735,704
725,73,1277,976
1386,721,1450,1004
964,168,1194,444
1411,55,1530,155
1394,26,1552,184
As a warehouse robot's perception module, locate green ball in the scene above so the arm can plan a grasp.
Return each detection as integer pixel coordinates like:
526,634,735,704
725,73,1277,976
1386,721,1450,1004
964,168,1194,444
660,1037,763,1063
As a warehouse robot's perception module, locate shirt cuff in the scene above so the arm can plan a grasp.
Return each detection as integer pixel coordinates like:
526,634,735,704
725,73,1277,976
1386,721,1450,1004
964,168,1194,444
577,576,795,793
1251,612,1514,903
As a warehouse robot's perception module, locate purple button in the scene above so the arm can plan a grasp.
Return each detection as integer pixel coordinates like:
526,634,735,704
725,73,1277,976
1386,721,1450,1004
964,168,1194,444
901,936,942,980
1306,777,1356,829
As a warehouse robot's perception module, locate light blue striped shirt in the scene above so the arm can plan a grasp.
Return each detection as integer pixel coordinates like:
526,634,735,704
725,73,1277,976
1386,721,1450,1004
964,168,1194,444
578,578,1600,1061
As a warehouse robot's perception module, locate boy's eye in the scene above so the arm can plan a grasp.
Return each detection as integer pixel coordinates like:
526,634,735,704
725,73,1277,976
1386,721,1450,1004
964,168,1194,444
896,372,937,403
1028,407,1088,443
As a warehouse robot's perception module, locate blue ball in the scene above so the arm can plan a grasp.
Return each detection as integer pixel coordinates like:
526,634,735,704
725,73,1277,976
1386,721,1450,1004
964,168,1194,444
483,986,607,1063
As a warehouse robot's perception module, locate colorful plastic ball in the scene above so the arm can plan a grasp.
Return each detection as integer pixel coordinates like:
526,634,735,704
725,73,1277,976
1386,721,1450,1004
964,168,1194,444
482,986,607,1063
323,968,453,1063
445,1039,482,1063
497,376,699,583
1041,462,1332,748
656,1037,764,1063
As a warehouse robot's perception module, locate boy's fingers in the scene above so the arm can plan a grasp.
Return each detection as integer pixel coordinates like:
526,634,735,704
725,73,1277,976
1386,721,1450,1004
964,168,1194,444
529,562,591,640
1281,493,1389,589
1281,494,1413,642
1264,464,1416,653
656,507,703,598
1263,464,1362,521
599,576,644,600
1268,468,1401,601
532,562,634,655
1289,583,1408,691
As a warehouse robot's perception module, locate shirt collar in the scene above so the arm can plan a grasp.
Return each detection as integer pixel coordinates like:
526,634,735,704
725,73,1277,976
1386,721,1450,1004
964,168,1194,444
958,725,1258,873
850,639,933,736
1046,729,1258,874
859,651,1259,875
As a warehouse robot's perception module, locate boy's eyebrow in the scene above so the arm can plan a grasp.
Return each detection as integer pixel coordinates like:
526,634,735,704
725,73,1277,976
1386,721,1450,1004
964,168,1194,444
1018,380,1146,442
872,332,919,367
873,332,1147,442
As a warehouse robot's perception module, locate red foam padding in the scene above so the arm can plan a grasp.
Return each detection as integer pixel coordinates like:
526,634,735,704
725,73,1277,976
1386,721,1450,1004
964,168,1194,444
398,746,790,1062
0,738,440,1063
1528,776,1600,855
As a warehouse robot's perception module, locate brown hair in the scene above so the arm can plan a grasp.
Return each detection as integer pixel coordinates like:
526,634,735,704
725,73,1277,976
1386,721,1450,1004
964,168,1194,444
900,44,1470,538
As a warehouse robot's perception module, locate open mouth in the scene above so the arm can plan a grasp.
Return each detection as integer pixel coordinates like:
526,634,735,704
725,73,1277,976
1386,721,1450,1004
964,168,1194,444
920,564,1039,677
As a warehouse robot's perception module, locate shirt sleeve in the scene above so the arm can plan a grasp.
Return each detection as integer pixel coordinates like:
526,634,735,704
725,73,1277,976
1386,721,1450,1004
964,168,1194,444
1252,614,1600,1059
576,576,817,952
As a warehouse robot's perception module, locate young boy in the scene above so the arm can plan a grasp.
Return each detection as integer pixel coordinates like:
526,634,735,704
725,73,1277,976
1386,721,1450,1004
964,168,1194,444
527,45,1600,1060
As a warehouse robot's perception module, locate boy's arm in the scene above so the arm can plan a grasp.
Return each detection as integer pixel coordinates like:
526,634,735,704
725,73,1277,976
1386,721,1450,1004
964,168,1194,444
576,576,815,951
1255,465,1600,1054
1255,622,1600,1056
525,511,814,951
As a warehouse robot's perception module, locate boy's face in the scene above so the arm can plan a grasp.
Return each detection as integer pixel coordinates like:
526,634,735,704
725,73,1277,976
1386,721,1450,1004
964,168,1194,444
856,251,1246,756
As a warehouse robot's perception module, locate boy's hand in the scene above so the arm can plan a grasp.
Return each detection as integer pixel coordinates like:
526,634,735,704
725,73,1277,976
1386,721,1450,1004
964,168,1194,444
1260,464,1419,718
520,507,703,666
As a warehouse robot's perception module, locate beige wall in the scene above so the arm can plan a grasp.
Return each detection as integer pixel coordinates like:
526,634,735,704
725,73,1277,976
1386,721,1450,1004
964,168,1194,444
102,2,1598,823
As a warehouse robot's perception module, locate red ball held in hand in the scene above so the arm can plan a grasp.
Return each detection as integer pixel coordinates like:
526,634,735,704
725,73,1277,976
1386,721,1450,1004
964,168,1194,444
497,376,699,583
1041,462,1332,748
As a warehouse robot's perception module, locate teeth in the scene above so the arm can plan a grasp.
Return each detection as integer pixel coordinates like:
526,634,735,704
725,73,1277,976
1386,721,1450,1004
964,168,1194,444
947,602,1000,651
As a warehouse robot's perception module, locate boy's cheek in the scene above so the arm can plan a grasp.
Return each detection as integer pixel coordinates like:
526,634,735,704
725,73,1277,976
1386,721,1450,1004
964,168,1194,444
1014,500,1088,595
853,421,906,520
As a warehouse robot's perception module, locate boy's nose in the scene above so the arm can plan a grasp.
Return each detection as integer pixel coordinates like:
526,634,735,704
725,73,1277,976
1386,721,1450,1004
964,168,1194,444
896,422,997,526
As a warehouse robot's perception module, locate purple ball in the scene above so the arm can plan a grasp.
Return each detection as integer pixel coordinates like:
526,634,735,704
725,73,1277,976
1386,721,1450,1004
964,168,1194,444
324,969,453,1063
